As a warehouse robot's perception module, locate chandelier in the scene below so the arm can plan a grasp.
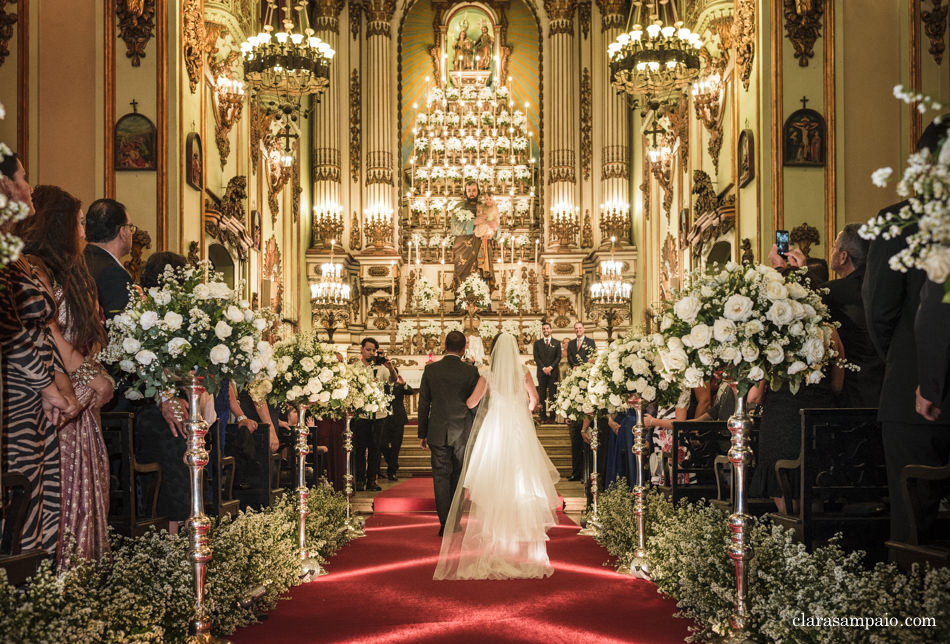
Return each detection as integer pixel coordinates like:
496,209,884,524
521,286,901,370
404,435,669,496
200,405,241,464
607,0,703,102
590,238,632,340
240,0,335,119
310,244,350,340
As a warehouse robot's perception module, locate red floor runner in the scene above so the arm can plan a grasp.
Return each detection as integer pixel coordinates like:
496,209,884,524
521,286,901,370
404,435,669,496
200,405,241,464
373,477,439,512
231,503,691,642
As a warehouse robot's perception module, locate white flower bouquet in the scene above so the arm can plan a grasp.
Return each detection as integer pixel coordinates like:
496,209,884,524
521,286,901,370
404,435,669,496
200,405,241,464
596,330,682,410
341,360,392,418
481,111,494,126
496,86,509,99
445,166,462,182
496,197,512,214
414,137,428,153
461,86,478,100
504,277,530,312
411,275,439,313
462,135,479,152
479,86,494,101
500,319,522,338
462,164,478,181
477,319,499,339
478,165,494,184
415,113,428,127
430,88,444,102
514,197,531,215
553,365,600,420
445,86,460,101
480,136,495,151
456,274,491,309
431,199,446,214
496,168,513,184
395,319,416,343
430,111,444,127
523,319,543,340
446,137,463,154
463,112,478,128
861,86,950,298
269,332,350,417
514,165,530,181
410,199,427,215
421,319,442,338
495,135,511,152
512,112,527,129
102,262,274,401
444,320,464,334
445,112,461,127
656,262,841,397
414,168,428,182
497,111,511,126
513,136,529,152
430,137,445,153
429,166,445,181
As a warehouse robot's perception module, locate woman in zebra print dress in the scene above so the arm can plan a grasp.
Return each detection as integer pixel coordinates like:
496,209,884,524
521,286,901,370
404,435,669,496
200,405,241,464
1,154,80,556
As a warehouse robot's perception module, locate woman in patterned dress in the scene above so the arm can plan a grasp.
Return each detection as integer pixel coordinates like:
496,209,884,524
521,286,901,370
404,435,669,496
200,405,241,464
21,185,114,565
0,154,80,557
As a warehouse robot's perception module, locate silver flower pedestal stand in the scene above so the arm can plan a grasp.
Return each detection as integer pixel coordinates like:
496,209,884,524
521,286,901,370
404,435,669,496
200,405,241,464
343,413,365,538
181,375,230,644
578,418,601,536
626,397,652,579
726,386,755,641
294,403,325,582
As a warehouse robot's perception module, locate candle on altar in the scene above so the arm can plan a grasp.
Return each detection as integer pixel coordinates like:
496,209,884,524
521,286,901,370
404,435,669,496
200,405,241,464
547,259,553,299
441,239,445,264
534,239,539,267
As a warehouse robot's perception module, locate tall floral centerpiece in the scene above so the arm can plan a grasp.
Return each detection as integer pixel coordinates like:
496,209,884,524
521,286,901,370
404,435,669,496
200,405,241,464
101,262,273,640
456,274,491,330
862,87,950,301
593,330,683,577
656,262,842,637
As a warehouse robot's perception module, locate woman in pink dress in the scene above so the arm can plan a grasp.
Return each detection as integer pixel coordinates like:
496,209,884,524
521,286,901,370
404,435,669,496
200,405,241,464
20,185,115,566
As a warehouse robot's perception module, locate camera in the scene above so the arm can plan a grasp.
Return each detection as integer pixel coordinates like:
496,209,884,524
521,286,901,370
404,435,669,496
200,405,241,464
373,354,388,366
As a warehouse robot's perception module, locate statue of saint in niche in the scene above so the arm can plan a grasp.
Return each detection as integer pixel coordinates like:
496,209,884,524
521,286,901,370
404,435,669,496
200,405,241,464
453,22,475,70
475,25,493,70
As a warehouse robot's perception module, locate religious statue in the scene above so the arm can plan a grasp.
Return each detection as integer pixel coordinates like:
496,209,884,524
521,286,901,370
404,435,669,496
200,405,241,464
451,181,497,292
475,25,493,70
453,24,475,71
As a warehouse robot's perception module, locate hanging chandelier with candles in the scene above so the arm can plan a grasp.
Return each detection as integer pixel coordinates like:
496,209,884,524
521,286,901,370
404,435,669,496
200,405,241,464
311,243,350,307
240,0,335,120
607,0,703,103
589,237,632,340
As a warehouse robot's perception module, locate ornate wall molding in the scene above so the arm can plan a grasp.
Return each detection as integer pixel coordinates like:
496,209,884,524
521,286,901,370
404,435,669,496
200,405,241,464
662,100,689,170
366,150,393,185
116,0,156,67
206,22,243,168
582,210,593,248
733,0,755,91
595,0,626,32
264,235,283,314
350,210,362,250
691,68,724,173
250,101,275,167
350,1,362,39
783,0,823,67
651,144,673,219
313,147,341,183
292,156,302,223
577,0,591,39
580,67,592,181
124,228,152,283
365,0,396,38
313,0,345,33
548,149,576,184
923,0,948,64
545,0,576,36
692,170,718,216
350,68,361,183
263,135,292,220
204,176,253,261
601,144,629,180
0,0,18,69
182,0,204,93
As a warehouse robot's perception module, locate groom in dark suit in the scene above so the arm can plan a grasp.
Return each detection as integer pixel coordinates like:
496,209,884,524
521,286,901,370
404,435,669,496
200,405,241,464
418,330,481,536
532,322,560,422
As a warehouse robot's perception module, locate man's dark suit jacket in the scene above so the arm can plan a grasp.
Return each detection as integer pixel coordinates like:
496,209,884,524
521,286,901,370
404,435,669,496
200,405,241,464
916,278,950,406
389,381,415,426
823,266,884,407
85,244,133,319
864,214,950,425
417,354,480,447
566,336,596,368
532,337,561,378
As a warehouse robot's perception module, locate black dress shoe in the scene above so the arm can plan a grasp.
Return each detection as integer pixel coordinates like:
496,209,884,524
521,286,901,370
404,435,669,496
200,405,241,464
366,483,382,491
438,526,445,537
355,482,365,491
386,473,398,481
567,475,582,482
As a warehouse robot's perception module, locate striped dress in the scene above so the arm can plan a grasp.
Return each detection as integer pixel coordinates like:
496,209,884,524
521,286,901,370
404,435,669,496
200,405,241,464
0,257,62,555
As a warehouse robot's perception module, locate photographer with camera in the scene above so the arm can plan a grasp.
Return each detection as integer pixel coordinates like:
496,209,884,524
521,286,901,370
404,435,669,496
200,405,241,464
352,338,396,491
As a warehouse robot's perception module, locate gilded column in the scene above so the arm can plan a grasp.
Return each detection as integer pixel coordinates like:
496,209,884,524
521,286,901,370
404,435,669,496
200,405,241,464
597,0,630,245
312,0,345,250
363,0,397,248
545,0,578,242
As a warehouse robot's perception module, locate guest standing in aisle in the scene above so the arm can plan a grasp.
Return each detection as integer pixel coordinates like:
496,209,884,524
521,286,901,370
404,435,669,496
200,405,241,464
532,322,560,423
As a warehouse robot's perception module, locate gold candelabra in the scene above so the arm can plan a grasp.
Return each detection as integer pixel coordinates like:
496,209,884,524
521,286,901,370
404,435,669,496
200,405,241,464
549,205,579,251
312,204,344,249
598,201,631,244
363,206,395,251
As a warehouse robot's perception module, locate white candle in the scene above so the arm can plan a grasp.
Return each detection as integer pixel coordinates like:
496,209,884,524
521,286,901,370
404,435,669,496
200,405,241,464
547,259,553,299
391,260,395,294
330,239,335,262
535,239,539,267
416,240,421,265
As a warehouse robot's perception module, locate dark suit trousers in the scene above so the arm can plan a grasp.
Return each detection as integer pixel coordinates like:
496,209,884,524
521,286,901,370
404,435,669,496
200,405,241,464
430,440,465,528
882,422,950,543
537,372,557,421
382,418,404,475
569,420,585,479
351,418,384,485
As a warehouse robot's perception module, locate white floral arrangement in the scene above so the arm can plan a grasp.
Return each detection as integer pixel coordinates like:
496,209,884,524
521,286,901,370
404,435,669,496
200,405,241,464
430,137,445,153
395,319,417,342
429,166,445,181
461,86,478,100
410,199,427,215
861,86,950,297
101,262,274,401
513,233,529,248
268,332,348,411
656,262,842,397
430,110,445,127
421,319,442,338
462,135,479,152
496,197,512,214
416,113,428,126
431,199,446,214
496,168,513,184
462,164,478,181
496,86,509,98
414,168,428,182
478,319,499,339
478,165,494,184
430,88,445,102
495,135,511,151
514,197,531,215
0,144,27,269
598,330,682,410
504,277,531,313
445,86,459,100
456,274,491,309
453,204,474,224
500,319,522,338
463,112,478,128
497,110,511,126
480,136,495,151
429,233,444,248
411,275,439,313
446,137,463,154
445,167,462,182
446,112,461,127
341,360,392,418
444,320,464,334
410,231,425,247
479,86,494,101
481,111,494,126
553,364,599,420
414,137,428,152
513,136,529,152
514,165,530,181
523,319,543,340
512,112,527,129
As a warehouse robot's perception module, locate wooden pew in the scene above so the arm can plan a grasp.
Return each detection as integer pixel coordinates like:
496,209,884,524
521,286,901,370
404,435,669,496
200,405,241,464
224,422,283,510
710,420,777,517
0,471,48,585
771,408,889,561
101,411,166,537
886,456,950,572
205,420,240,518
658,421,730,504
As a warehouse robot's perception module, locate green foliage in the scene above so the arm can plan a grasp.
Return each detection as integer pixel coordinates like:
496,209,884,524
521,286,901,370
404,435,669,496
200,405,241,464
0,483,350,643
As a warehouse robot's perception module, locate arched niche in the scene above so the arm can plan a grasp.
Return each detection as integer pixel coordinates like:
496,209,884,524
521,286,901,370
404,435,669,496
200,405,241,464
209,242,236,287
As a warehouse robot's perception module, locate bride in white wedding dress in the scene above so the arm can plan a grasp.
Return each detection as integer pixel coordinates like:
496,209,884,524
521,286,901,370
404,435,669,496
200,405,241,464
433,333,561,580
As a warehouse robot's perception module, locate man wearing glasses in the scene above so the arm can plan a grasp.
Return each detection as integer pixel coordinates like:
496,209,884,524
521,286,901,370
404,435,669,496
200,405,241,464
84,198,136,319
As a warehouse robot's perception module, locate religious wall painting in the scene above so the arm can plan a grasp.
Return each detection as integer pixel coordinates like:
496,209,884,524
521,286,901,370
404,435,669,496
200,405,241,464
441,4,503,88
114,107,157,171
250,209,262,251
186,133,203,190
738,129,754,187
783,107,825,167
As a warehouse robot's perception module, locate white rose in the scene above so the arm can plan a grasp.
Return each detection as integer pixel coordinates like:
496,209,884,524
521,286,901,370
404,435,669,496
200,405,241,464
210,344,231,364
673,295,702,323
741,343,760,362
122,337,141,354
748,366,765,381
765,344,785,364
922,247,950,284
209,282,232,299
124,390,144,401
789,321,804,337
666,337,685,352
238,335,255,354
764,279,789,301
766,300,795,326
257,341,273,360
802,337,825,365
193,283,210,299
225,305,244,324
253,317,268,331
140,311,159,330
743,319,764,336
318,391,331,403
301,357,316,372
788,360,808,375
244,310,255,323
609,393,623,408
723,294,754,322
660,348,689,373
698,348,715,366
643,386,657,402
135,349,157,365
684,366,704,388
786,282,808,300
214,320,233,339
611,369,624,384
806,369,824,385
278,355,293,371
163,311,183,331
167,337,190,356
687,323,712,348
719,345,741,365
152,290,171,306
119,359,135,373
307,377,323,394
713,319,737,343
318,368,335,383
250,356,264,373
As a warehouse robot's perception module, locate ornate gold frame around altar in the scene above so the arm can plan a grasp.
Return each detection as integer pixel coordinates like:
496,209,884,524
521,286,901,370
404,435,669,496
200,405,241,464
430,1,510,89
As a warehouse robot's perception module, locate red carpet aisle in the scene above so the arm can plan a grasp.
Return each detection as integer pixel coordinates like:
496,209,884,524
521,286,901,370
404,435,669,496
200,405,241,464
231,483,691,643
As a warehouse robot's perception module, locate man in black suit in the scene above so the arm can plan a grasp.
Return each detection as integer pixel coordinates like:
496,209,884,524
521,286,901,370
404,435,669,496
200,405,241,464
532,322,560,422
84,198,135,319
418,330,480,535
864,120,950,542
382,367,413,481
566,321,596,480
824,223,884,407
